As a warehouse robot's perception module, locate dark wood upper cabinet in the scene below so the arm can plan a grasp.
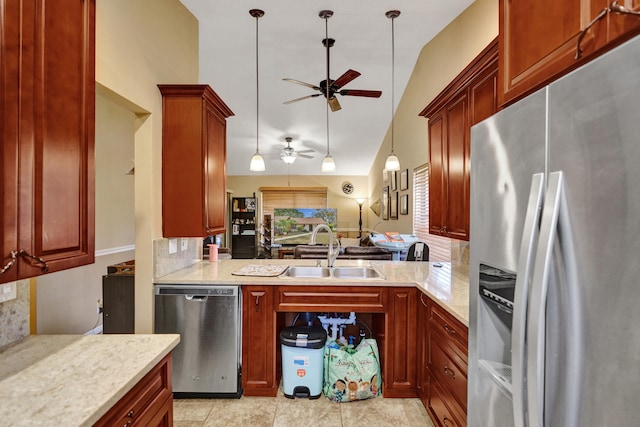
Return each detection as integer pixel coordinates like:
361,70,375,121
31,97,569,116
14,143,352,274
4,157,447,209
1,0,95,284
420,39,498,242
159,85,233,237
499,0,640,106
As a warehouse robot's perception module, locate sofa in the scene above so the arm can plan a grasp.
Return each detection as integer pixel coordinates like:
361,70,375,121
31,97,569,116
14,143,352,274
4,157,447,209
293,244,393,260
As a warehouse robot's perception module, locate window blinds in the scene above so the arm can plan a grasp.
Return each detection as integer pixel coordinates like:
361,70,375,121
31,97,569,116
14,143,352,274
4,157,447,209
413,165,451,262
260,187,328,226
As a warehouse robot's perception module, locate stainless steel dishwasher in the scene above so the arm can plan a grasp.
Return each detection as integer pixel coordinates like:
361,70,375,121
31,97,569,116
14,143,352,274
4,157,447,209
154,284,242,398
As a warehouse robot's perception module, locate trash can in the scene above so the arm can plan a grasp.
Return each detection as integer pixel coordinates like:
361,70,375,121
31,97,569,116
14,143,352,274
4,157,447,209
280,325,327,399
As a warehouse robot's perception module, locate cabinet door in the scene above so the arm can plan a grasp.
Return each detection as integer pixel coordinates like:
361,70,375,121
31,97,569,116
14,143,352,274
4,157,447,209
242,286,277,396
384,287,418,398
204,103,227,235
1,0,95,283
1,0,21,282
500,0,607,106
428,111,447,236
444,93,469,241
418,292,430,407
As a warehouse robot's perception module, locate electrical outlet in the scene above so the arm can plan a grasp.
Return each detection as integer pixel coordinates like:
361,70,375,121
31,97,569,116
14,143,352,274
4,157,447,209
181,238,188,252
96,298,103,314
0,281,17,304
168,238,178,254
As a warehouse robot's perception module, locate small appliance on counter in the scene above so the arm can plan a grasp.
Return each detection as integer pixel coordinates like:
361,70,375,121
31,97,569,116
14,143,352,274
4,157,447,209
280,325,327,399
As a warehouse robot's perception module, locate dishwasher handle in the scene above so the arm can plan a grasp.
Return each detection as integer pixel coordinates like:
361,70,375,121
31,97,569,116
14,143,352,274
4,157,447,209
185,295,208,302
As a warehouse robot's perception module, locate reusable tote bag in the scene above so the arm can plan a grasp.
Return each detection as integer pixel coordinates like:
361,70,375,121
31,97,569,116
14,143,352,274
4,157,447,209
323,338,382,402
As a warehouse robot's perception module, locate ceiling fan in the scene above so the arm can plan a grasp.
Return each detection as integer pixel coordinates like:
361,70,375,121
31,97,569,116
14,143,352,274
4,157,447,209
278,137,314,164
283,10,382,112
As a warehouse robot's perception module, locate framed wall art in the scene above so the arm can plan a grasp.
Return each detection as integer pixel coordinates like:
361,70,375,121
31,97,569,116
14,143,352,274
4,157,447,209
400,194,409,215
390,191,398,219
400,169,409,191
381,186,389,220
390,170,398,191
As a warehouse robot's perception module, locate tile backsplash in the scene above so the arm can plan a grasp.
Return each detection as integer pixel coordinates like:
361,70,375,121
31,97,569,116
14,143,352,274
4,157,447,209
0,279,30,349
153,238,202,279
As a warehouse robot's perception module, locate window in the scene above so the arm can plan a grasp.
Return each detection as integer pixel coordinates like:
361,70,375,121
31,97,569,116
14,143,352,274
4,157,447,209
413,165,451,261
260,186,328,228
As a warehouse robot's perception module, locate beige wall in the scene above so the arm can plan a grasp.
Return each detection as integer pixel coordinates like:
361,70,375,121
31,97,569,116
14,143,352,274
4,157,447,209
35,0,199,334
228,175,370,238
366,0,498,235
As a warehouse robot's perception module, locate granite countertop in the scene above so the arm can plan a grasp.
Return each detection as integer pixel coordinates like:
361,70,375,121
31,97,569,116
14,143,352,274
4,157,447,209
0,334,179,426
155,259,469,325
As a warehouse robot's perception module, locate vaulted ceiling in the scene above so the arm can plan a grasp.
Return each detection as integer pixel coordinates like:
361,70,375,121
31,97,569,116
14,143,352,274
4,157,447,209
179,1,475,176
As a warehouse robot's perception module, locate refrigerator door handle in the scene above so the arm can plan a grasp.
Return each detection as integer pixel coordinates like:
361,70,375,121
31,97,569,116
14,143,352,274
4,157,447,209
527,171,564,427
512,173,545,427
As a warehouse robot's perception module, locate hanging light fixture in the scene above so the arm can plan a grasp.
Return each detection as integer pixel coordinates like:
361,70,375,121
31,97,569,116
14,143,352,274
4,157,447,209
320,10,336,173
249,9,266,172
384,10,401,172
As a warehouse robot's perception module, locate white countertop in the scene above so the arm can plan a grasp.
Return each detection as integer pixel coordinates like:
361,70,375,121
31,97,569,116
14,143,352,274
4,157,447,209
0,334,179,426
155,259,469,325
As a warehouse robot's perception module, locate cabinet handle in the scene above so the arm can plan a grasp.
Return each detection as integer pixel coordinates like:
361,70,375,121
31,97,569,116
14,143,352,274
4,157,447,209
575,6,609,59
19,249,49,272
443,415,452,426
444,323,456,336
444,365,456,379
253,291,265,312
0,251,18,275
419,293,428,308
127,410,134,418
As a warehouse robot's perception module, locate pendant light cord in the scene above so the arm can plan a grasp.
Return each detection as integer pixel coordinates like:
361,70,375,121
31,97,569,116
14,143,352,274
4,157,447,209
390,14,395,155
325,15,331,156
255,13,260,154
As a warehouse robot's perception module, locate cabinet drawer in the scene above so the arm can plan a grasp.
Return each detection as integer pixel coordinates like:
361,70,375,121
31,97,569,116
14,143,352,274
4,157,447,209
94,354,173,427
430,336,467,410
275,286,386,312
429,303,468,354
428,376,466,427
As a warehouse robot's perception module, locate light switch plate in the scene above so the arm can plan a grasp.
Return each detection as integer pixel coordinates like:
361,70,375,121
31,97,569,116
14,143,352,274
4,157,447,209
181,238,188,252
0,282,17,304
169,238,178,254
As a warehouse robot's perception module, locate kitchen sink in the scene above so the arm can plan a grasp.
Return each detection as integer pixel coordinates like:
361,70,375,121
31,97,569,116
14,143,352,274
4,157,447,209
284,266,332,278
331,267,382,279
283,266,384,280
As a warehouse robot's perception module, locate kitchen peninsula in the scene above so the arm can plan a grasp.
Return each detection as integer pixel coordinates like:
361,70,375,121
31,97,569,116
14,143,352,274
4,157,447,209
155,258,469,420
0,334,179,426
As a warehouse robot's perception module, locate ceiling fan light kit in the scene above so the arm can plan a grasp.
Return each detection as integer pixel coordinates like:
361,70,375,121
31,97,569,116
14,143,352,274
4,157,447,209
249,9,266,172
384,9,401,172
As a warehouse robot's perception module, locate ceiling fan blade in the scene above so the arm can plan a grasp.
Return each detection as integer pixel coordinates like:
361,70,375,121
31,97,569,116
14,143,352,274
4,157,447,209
283,93,321,105
328,96,341,112
283,78,322,91
332,69,361,89
338,89,382,98
299,153,314,159
297,149,314,154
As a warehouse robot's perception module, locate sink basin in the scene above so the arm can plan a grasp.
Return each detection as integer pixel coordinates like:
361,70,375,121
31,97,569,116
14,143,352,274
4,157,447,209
331,267,383,279
283,266,383,280
285,266,331,278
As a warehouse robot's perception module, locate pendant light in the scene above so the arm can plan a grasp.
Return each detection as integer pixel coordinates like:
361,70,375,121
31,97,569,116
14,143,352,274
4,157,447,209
320,10,336,173
249,9,265,172
384,10,401,172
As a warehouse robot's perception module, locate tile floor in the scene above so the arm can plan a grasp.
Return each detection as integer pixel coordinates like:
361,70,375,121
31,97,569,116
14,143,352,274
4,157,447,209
173,387,435,427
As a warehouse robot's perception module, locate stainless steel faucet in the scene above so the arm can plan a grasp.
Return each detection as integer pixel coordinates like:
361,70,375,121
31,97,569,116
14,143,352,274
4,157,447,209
310,224,341,268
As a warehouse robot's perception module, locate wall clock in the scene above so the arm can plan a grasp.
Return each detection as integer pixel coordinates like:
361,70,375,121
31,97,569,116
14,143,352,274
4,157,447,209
342,182,354,194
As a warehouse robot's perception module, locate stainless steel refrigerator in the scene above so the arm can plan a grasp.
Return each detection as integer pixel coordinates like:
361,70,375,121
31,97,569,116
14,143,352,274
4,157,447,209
469,35,640,427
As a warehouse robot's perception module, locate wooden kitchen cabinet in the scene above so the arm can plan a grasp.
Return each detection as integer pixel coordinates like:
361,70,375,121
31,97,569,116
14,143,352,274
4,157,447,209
421,293,468,427
1,0,95,284
95,353,173,427
159,85,233,238
242,285,278,396
500,0,640,106
384,287,419,398
420,39,498,242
